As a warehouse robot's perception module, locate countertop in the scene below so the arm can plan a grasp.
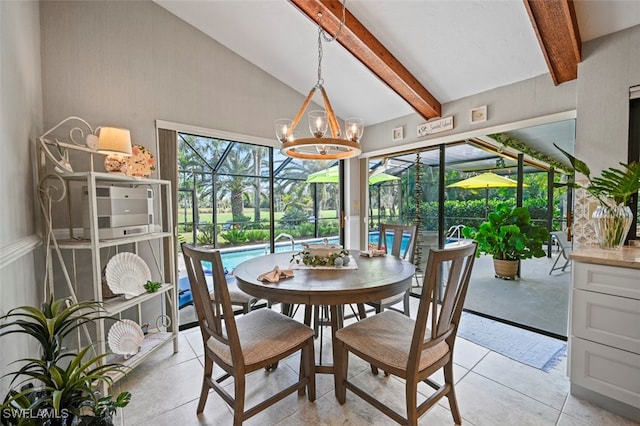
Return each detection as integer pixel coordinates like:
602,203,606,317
571,246,640,269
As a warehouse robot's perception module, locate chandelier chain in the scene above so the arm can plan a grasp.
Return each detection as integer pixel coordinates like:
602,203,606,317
315,0,347,88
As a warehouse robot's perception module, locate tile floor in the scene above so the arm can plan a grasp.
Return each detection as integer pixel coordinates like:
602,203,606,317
115,298,640,425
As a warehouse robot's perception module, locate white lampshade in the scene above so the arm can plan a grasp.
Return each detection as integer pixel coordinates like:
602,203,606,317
97,127,132,156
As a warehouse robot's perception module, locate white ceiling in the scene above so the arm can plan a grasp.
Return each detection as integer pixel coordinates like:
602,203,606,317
154,0,640,164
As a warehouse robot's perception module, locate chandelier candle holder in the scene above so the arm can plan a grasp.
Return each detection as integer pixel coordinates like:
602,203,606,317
345,118,364,142
276,2,363,160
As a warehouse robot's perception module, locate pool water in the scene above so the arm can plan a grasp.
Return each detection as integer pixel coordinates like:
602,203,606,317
218,231,411,272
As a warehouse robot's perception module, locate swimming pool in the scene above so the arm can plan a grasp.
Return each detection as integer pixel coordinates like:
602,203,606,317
179,232,413,309
218,231,411,272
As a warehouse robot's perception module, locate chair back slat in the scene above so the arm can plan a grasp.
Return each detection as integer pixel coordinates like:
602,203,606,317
408,243,477,372
379,223,418,262
181,243,243,364
551,231,572,253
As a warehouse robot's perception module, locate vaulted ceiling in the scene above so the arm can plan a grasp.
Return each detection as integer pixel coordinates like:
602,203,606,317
154,0,640,167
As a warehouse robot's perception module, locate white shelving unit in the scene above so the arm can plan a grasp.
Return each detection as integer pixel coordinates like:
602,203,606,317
36,117,178,385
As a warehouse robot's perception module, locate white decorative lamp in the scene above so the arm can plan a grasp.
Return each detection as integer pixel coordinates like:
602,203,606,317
97,127,132,173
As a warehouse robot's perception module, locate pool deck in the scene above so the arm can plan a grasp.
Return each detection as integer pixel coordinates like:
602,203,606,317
455,252,569,338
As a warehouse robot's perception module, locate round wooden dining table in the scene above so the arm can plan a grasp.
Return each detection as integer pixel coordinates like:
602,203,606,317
233,250,415,395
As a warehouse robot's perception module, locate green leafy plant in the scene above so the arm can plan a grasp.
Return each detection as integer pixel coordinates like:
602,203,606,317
555,143,640,206
243,229,269,242
291,249,350,267
0,297,131,425
196,223,215,245
462,203,549,261
219,229,248,244
144,280,162,293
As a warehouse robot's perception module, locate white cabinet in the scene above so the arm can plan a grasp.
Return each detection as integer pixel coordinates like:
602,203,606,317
36,119,178,384
570,260,640,420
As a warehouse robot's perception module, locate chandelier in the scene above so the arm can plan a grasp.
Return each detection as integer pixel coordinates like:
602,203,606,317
275,1,363,160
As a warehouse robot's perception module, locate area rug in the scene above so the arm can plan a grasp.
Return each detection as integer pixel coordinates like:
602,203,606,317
457,312,567,372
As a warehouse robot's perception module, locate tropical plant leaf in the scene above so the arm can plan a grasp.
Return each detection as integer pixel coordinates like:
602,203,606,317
554,143,640,206
554,143,591,177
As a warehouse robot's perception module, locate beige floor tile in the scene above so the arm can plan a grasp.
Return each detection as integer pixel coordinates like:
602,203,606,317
349,369,427,419
557,412,589,426
275,391,397,426
472,351,570,410
184,329,205,357
220,363,317,425
136,397,232,425
119,358,203,424
121,316,632,426
455,371,561,425
418,403,477,425
322,369,476,425
424,362,469,386
452,337,490,369
561,394,640,426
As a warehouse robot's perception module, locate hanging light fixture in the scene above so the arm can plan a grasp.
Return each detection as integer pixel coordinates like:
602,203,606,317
276,1,363,160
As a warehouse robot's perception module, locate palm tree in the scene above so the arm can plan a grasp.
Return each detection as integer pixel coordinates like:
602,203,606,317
217,143,268,224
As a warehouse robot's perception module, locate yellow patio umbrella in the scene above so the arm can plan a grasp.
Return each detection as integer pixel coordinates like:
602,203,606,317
447,172,528,217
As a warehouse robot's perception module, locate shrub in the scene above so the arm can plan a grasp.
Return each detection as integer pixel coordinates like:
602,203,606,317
220,229,248,244
196,223,215,245
244,229,269,242
280,207,310,227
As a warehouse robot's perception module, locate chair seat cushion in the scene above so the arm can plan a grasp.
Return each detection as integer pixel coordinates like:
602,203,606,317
335,310,449,372
207,308,313,367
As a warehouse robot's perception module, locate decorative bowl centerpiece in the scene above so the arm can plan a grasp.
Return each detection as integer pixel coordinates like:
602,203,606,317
304,243,343,257
292,239,350,267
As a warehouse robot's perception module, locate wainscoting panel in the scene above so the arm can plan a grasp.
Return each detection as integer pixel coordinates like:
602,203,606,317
0,234,40,271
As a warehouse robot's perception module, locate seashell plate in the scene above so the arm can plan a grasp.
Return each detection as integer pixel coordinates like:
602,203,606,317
107,319,145,356
105,252,151,299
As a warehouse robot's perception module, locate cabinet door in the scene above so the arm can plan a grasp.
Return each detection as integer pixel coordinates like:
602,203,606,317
574,262,640,300
570,337,640,409
572,290,640,354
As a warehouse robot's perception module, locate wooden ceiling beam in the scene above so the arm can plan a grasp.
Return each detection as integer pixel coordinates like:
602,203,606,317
289,0,441,119
523,0,582,85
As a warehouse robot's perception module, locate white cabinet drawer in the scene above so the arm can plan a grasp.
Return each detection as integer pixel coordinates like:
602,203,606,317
570,337,640,409
572,290,640,354
574,262,640,300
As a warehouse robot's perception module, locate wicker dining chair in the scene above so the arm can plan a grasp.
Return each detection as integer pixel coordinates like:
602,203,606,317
335,243,477,425
181,243,316,425
366,223,418,316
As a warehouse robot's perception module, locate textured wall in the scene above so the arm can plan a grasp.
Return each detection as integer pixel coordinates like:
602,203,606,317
0,0,43,399
361,74,577,157
573,25,640,246
40,0,310,158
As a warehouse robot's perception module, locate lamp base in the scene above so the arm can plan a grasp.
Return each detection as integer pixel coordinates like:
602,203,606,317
104,153,129,173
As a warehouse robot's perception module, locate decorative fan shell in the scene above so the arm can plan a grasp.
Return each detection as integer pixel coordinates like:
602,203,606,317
108,319,145,356
105,252,151,299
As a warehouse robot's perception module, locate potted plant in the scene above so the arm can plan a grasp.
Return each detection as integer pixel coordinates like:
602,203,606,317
462,203,549,279
0,297,131,425
555,144,640,249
